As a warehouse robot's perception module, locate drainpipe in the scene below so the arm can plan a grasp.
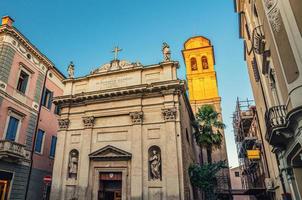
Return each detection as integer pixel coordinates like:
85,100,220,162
24,67,50,200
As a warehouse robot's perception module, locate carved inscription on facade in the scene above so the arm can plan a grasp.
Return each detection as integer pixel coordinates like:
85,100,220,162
98,76,134,90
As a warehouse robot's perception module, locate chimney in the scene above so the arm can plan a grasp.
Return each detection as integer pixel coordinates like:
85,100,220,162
2,16,14,26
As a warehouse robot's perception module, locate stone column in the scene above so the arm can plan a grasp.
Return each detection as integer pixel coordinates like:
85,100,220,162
129,111,143,199
51,119,69,200
162,108,181,200
78,116,95,199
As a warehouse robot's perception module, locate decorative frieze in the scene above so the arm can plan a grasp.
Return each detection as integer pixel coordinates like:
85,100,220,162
82,116,95,128
58,119,70,130
162,108,177,121
264,0,281,33
129,111,143,124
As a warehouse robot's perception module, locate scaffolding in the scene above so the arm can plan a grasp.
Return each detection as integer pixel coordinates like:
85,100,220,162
232,98,267,195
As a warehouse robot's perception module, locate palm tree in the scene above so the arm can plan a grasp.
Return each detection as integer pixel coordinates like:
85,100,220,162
194,104,225,164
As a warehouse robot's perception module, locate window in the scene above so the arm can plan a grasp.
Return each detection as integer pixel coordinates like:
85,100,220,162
54,105,61,115
201,56,209,69
16,70,29,94
49,136,57,158
5,116,20,141
190,57,197,71
35,129,45,154
42,88,53,110
235,171,240,177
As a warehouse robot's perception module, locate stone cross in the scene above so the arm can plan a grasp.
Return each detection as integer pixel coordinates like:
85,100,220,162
112,46,122,60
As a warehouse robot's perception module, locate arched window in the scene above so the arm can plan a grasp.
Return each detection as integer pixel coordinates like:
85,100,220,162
148,146,162,181
202,56,209,69
68,149,79,179
190,57,197,71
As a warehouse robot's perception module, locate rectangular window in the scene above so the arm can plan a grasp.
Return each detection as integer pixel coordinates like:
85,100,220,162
35,129,45,154
16,70,29,94
54,105,61,115
42,88,53,110
49,136,57,158
235,171,240,177
5,116,20,141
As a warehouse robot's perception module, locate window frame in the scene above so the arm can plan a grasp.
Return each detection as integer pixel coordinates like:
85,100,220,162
3,110,23,142
15,65,32,95
49,135,57,158
16,70,30,94
34,129,46,154
42,88,53,110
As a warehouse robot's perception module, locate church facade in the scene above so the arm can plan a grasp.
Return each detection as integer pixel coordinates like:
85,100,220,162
50,48,201,200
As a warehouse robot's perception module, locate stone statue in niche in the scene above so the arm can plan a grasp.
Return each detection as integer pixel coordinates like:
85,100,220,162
68,150,79,179
149,146,161,180
67,61,75,78
162,42,171,62
202,56,208,69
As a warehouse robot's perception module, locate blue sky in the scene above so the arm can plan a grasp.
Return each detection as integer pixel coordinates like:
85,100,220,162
1,0,253,167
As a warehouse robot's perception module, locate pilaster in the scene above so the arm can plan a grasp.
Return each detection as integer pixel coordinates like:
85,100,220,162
161,108,181,199
129,111,144,198
78,116,95,199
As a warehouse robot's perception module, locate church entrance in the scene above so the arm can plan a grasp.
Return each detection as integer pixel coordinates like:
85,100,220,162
98,172,122,200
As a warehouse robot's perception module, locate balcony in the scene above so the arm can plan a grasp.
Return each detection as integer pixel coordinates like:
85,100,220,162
0,140,30,162
265,105,290,147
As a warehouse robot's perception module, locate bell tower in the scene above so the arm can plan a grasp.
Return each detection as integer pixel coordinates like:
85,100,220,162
182,36,221,113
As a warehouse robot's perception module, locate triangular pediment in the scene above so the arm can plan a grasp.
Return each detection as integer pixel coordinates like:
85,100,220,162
89,145,132,161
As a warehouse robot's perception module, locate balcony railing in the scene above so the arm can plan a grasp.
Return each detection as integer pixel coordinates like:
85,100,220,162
0,140,30,162
265,105,288,146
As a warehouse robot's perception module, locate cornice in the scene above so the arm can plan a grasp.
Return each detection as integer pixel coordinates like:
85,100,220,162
54,80,185,107
0,25,66,79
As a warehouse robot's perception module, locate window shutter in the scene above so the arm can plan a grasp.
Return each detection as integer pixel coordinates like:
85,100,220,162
50,136,57,157
41,89,46,106
48,91,53,109
6,117,19,141
20,73,29,93
251,57,260,82
35,130,44,153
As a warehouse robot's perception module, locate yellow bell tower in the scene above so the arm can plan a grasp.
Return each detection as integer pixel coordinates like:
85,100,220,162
182,36,221,113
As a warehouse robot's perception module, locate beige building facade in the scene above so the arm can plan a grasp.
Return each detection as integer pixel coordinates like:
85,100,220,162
235,0,302,199
50,49,200,200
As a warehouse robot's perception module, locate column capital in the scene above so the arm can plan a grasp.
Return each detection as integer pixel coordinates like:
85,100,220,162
129,111,143,125
58,119,70,130
82,116,95,128
162,108,177,121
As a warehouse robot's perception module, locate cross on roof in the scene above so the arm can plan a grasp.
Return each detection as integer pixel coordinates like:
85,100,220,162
112,46,122,60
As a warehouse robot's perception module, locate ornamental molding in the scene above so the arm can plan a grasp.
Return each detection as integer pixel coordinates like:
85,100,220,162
0,25,53,68
53,80,186,107
162,108,177,121
91,60,143,74
264,0,281,33
58,119,70,130
129,111,143,124
82,116,95,128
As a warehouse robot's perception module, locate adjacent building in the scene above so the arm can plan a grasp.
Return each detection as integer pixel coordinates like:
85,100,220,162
229,166,250,200
233,99,273,199
235,0,302,199
0,16,65,200
50,48,201,199
182,36,230,195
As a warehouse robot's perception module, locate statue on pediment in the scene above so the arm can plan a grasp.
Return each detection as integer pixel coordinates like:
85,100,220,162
162,42,171,62
67,61,75,78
